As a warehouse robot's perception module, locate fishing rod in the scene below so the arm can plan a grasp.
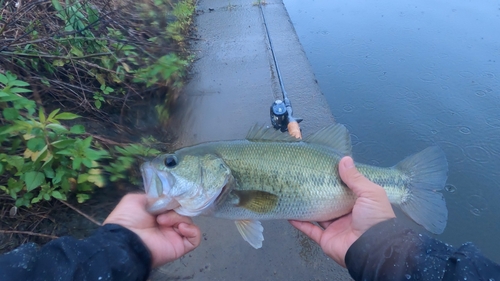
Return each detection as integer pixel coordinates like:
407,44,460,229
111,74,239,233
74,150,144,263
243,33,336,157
258,2,303,139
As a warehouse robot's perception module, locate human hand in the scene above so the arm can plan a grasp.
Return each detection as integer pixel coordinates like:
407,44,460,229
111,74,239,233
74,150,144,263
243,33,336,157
289,156,396,267
104,193,201,268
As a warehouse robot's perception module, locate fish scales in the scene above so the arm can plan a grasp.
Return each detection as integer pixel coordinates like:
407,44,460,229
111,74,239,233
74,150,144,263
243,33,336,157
205,140,357,221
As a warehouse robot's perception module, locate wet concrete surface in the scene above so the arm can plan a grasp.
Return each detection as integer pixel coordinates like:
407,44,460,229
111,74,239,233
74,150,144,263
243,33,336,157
151,0,350,280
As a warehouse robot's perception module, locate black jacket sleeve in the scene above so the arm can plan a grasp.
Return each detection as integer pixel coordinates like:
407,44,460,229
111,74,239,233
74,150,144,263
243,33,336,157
0,224,152,281
345,218,500,281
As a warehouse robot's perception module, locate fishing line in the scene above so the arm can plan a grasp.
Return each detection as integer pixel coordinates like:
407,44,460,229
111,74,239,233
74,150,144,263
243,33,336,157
258,2,302,139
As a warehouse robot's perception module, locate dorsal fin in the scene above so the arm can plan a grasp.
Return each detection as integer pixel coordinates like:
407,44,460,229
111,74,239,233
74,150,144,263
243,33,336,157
246,124,300,142
304,123,352,156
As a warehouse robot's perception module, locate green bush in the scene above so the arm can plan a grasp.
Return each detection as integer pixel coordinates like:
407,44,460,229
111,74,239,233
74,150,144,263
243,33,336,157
0,72,160,206
0,0,195,208
0,0,196,139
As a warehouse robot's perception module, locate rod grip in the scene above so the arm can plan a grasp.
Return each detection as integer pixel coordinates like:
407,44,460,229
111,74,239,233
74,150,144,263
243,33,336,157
287,122,302,139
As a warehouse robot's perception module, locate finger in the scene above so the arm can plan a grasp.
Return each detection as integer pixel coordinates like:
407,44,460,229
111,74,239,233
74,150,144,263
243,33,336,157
178,222,201,249
289,220,324,245
157,211,193,226
339,157,383,196
318,219,336,229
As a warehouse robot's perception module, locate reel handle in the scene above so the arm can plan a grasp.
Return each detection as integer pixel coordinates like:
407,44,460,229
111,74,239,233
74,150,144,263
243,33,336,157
287,121,302,139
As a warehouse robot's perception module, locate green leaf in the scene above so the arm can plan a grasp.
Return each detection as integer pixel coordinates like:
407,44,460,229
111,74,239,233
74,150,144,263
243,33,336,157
82,158,93,168
33,146,49,163
27,137,46,151
9,80,30,87
88,174,105,187
0,73,7,85
24,171,45,191
72,157,82,170
41,79,50,86
81,137,92,150
53,59,65,67
51,139,76,149
46,123,69,134
15,198,30,207
3,108,19,120
47,109,61,121
54,112,80,120
76,193,90,203
77,173,89,183
51,190,64,200
56,149,75,156
70,125,85,134
43,166,55,178
51,0,63,12
85,149,108,161
39,110,46,123
9,156,24,172
53,167,66,184
70,46,84,57
9,87,32,93
41,153,54,169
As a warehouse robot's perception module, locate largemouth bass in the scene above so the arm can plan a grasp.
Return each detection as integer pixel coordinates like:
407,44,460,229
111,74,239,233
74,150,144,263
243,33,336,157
142,124,448,249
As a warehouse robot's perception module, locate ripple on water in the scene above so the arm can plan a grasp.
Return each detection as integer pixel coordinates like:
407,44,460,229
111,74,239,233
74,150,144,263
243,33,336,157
362,100,376,110
435,110,464,126
484,138,500,156
436,141,466,163
464,145,491,163
363,56,380,65
354,141,396,164
342,104,354,112
467,194,488,217
459,70,474,78
444,184,457,193
458,126,471,135
409,122,438,138
350,133,360,146
485,118,500,128
439,74,450,80
377,72,389,81
481,72,496,79
419,72,435,82
475,90,487,97
404,89,423,103
470,208,481,216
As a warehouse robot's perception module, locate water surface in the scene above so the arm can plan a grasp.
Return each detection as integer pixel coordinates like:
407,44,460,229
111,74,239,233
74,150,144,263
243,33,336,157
284,0,500,261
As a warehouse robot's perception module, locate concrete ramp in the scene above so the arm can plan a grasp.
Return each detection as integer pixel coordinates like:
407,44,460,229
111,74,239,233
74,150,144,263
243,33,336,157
152,0,351,280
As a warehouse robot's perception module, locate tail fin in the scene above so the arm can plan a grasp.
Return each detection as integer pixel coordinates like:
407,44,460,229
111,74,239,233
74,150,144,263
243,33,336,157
395,146,448,234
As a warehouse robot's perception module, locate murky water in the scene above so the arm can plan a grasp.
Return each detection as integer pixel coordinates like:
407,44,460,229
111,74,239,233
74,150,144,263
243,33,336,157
284,0,500,262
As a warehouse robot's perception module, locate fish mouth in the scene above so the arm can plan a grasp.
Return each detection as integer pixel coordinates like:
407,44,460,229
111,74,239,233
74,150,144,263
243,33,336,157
141,162,160,197
140,162,180,214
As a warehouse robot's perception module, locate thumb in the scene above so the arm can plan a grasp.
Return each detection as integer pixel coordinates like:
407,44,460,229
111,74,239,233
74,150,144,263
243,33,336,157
339,156,371,196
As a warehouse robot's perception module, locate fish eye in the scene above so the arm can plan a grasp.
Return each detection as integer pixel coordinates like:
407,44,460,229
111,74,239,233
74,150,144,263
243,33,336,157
165,155,177,168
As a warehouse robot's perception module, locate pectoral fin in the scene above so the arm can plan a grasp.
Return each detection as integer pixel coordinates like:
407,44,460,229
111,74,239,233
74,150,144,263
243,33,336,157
231,190,278,213
235,220,264,249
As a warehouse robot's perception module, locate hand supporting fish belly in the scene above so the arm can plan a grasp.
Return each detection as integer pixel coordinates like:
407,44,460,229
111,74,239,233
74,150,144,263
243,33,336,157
141,123,448,249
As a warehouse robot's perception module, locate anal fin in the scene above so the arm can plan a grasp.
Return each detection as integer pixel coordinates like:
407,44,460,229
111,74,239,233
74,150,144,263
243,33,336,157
234,220,264,249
